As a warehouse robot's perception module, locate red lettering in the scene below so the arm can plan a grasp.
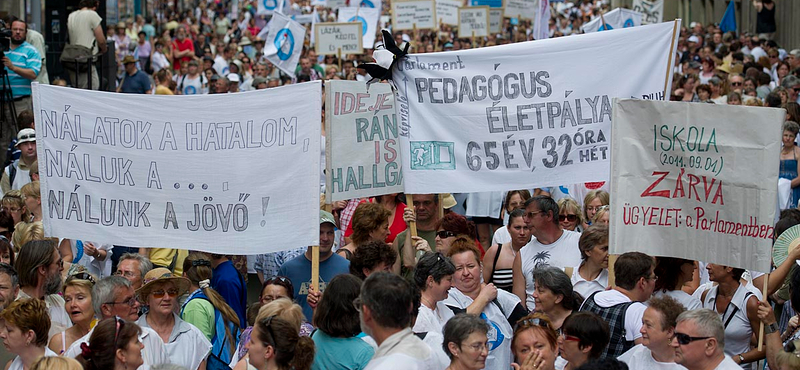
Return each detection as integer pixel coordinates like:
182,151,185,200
687,174,701,201
641,171,671,198
383,139,397,162
712,180,724,205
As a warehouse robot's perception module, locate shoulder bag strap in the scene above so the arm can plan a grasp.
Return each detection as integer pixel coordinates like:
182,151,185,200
488,243,502,284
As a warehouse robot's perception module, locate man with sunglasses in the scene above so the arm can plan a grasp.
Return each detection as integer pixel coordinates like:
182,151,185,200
63,276,169,369
512,196,581,311
672,309,741,370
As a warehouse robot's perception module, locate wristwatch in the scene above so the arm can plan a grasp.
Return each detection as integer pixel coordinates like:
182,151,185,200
738,354,745,363
764,322,780,334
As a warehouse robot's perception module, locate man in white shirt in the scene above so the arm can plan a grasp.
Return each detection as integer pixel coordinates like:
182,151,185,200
213,45,233,76
360,272,434,370
512,196,581,310
672,309,742,370
579,251,656,358
64,276,169,369
177,60,208,94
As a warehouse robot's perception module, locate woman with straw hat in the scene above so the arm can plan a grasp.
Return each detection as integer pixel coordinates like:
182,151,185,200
135,267,211,370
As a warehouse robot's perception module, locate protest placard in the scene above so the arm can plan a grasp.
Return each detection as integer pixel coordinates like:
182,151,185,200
504,0,534,20
581,8,642,33
392,0,437,30
632,0,663,24
338,7,380,49
32,82,322,254
436,0,463,26
325,81,403,201
488,8,503,33
263,13,306,77
458,7,490,38
327,0,348,9
314,22,363,55
391,21,680,194
609,99,782,273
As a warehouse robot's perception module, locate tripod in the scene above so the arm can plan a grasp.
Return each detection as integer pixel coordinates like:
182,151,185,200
0,64,17,130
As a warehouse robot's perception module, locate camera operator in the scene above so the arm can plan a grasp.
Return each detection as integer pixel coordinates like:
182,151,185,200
2,17,41,114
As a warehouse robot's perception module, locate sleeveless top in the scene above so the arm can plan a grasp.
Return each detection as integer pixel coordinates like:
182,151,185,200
580,291,635,359
488,243,514,292
779,149,800,208
756,4,776,33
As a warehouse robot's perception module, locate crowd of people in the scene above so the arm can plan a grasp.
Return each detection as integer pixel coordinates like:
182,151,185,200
2,0,800,369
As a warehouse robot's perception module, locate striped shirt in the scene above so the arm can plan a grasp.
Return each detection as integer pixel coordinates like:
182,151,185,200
6,41,41,98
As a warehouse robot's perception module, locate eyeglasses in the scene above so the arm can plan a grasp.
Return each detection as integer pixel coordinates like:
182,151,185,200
1,206,20,213
673,332,711,345
526,210,545,219
562,334,581,342
260,315,276,347
151,289,179,299
68,272,96,285
115,270,138,279
352,296,363,311
514,317,551,331
436,231,457,239
113,316,124,349
464,341,489,352
559,214,578,222
105,296,137,307
647,275,659,281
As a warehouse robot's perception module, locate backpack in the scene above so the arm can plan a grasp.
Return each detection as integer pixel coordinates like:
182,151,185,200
178,73,206,94
181,290,239,369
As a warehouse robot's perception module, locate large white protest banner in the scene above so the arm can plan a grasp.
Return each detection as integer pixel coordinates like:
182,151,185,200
632,0,663,24
488,8,503,33
257,0,290,15
325,81,403,201
458,7,490,38
338,7,380,49
314,22,363,55
581,8,642,33
392,21,679,194
504,0,534,20
32,82,322,254
264,13,306,77
436,0,463,26
392,0,437,30
609,99,782,273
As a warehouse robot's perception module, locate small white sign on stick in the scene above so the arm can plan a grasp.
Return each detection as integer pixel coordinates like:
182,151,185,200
436,0,463,26
504,0,535,20
488,8,503,33
458,6,489,38
314,22,364,55
392,0,437,30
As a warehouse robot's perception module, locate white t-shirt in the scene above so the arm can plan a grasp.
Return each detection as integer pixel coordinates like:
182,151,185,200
178,74,208,95
654,290,702,310
714,356,745,370
364,329,435,370
413,301,454,335
492,226,511,245
520,230,581,310
8,348,57,370
581,289,646,341
570,265,608,303
419,331,450,370
619,344,687,369
443,288,518,370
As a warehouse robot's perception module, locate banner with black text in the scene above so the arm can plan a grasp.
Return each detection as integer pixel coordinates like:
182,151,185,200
33,83,322,254
392,21,679,193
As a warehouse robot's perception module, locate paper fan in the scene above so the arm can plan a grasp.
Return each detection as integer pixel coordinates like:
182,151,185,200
773,224,800,267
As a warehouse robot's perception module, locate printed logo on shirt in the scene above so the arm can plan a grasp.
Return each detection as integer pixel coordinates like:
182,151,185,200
184,85,197,95
532,251,551,269
480,313,505,350
299,280,328,295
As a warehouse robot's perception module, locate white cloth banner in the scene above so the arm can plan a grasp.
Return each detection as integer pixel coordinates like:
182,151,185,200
392,21,679,193
338,7,380,49
257,0,290,15
532,0,550,40
609,99,782,273
264,13,307,77
355,0,382,10
32,82,322,254
325,81,403,201
581,8,642,33
632,0,663,25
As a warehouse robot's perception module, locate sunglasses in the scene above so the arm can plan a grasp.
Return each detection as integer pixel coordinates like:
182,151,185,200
673,332,710,345
17,134,34,141
68,272,96,285
731,82,743,86
265,276,291,285
562,333,581,342
151,288,179,299
514,317,551,331
436,230,457,239
559,214,578,222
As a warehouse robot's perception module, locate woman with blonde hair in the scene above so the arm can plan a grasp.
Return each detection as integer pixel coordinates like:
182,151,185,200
556,198,584,232
0,298,56,370
11,221,43,253
30,356,82,370
181,253,241,368
20,181,41,223
2,190,27,226
49,270,97,355
582,190,609,227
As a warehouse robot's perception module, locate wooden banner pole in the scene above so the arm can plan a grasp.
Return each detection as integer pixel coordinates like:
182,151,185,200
758,274,769,351
338,48,342,71
311,245,320,292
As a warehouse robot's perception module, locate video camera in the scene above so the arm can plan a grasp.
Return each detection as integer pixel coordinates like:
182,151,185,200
0,20,12,59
